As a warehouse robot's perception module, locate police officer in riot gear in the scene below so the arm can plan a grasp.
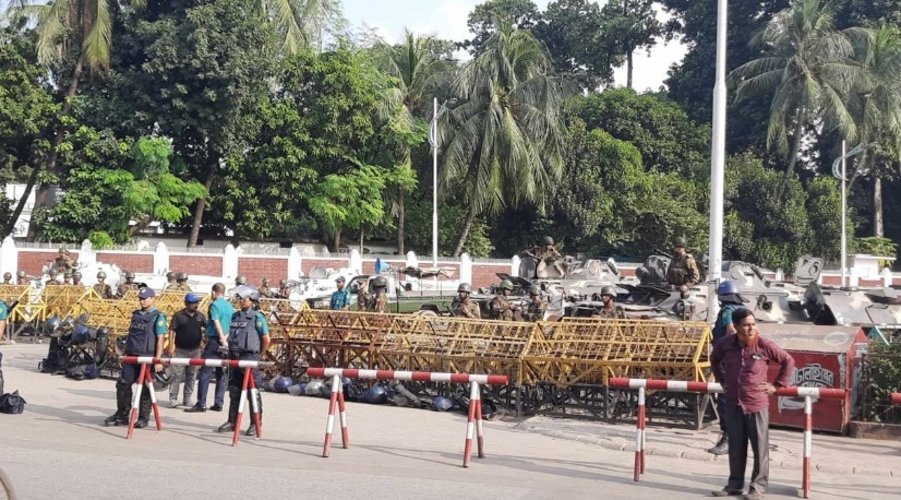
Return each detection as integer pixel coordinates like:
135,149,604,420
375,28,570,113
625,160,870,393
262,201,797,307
217,288,270,436
104,287,167,428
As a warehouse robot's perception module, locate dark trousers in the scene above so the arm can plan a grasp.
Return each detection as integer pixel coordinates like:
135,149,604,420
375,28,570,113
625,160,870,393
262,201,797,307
226,351,262,425
717,395,727,432
196,338,227,408
116,362,151,418
724,400,769,494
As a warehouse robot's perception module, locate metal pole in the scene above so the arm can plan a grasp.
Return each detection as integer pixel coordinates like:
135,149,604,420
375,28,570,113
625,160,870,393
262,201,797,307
841,140,847,288
432,97,439,269
707,0,728,323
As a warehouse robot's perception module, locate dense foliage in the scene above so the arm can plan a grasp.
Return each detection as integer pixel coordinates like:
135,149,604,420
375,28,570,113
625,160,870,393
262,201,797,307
1,0,899,268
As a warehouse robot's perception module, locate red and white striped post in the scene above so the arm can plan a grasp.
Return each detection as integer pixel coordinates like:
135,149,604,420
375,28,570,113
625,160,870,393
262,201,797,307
322,375,348,458
305,367,507,468
231,368,262,447
608,377,846,497
463,381,485,468
126,363,163,439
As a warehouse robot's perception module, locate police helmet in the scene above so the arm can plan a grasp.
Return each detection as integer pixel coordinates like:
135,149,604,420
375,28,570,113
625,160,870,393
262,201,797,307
97,271,107,279
235,286,260,302
499,279,514,290
431,396,455,412
287,383,304,396
273,376,294,393
457,283,472,294
44,316,62,334
600,285,617,297
673,236,687,248
166,271,175,281
152,371,172,392
304,379,325,396
717,280,740,296
235,275,247,286
83,365,101,380
543,236,554,245
2,272,11,281
125,271,136,280
71,324,90,345
361,385,388,404
528,285,541,296
372,276,388,288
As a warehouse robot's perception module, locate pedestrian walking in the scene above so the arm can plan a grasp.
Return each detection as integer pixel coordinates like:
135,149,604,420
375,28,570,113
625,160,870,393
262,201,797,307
185,283,233,413
709,309,794,499
166,293,207,408
103,287,167,428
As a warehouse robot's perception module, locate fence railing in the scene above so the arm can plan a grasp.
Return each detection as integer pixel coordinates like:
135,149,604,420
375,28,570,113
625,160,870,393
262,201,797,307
858,352,901,424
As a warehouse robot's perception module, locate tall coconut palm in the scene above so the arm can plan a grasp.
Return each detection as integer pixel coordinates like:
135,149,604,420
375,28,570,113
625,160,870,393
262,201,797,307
373,29,453,255
847,25,901,237
251,0,345,53
441,22,566,256
731,0,870,186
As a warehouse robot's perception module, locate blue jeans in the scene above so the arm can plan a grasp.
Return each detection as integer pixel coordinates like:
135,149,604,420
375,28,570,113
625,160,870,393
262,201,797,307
196,338,227,408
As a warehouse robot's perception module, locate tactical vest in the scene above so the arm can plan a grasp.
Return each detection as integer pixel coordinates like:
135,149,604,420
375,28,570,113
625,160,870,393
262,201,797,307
228,309,261,354
125,310,159,356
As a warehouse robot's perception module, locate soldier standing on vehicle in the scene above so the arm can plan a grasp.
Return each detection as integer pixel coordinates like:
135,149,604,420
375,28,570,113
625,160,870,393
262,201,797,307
55,248,75,274
330,276,351,311
452,283,481,318
117,272,139,298
666,237,701,292
489,280,516,321
164,271,177,291
174,272,192,292
2,272,11,285
369,276,389,313
523,236,565,277
94,271,113,299
523,285,546,322
592,285,625,319
356,278,372,311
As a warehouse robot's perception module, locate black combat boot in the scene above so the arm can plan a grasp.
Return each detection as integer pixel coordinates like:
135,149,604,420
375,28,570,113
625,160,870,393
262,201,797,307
104,388,131,426
217,388,240,433
707,432,729,455
245,390,262,437
135,389,152,429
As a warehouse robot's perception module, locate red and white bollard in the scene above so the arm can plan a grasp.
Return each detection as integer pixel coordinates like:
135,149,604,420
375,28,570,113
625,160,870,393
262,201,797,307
126,364,162,439
633,386,646,481
322,375,348,458
463,381,485,468
232,368,262,447
802,395,813,498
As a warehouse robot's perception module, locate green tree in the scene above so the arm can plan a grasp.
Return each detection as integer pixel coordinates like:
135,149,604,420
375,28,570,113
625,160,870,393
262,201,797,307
567,88,710,178
372,30,453,254
461,0,540,56
308,165,388,250
0,21,58,238
441,23,566,256
600,0,664,90
730,0,869,185
249,0,346,53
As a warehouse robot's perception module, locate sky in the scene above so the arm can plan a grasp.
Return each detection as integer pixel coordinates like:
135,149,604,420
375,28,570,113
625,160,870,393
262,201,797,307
341,0,688,92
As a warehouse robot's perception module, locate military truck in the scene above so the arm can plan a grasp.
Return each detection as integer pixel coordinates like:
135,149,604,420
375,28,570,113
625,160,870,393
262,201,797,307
305,272,459,314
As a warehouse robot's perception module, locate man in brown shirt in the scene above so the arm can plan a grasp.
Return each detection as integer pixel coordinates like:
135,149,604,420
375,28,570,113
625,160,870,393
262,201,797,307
709,309,794,499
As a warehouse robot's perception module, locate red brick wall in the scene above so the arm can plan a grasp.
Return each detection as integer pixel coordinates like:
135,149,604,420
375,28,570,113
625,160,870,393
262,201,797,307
472,263,510,288
170,255,222,276
858,278,884,287
18,250,73,276
821,275,841,286
301,259,347,276
96,252,153,273
238,257,288,284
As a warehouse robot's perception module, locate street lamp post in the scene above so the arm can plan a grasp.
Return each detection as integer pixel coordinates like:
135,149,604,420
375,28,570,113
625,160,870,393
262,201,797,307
707,0,728,322
832,140,870,287
429,97,455,270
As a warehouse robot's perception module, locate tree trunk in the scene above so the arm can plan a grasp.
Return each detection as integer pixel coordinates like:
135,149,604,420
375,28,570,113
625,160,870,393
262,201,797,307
396,188,405,255
27,54,87,241
873,176,883,237
626,49,633,89
776,107,806,199
453,204,478,257
2,162,41,239
187,163,216,247
332,229,342,252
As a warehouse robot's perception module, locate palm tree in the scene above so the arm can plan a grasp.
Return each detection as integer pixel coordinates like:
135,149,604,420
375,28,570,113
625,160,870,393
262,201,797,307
731,0,870,186
251,0,345,53
441,23,566,256
846,25,901,237
373,29,452,255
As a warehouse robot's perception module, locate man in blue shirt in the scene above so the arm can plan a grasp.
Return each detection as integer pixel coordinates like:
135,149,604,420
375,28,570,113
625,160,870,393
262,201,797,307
330,276,351,310
104,287,167,428
187,283,233,413
217,287,270,437
0,298,9,345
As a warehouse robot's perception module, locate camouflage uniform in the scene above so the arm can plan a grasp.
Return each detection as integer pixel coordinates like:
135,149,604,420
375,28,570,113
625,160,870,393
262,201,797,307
523,297,547,322
46,277,62,286
94,282,113,299
16,271,28,285
357,286,373,311
593,305,625,319
2,273,11,285
666,253,701,288
489,294,515,321
453,298,481,319
532,245,562,261
117,282,139,299
369,291,388,313
259,279,275,298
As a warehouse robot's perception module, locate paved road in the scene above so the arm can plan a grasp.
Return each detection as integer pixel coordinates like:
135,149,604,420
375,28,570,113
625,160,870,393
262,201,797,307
0,344,898,500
